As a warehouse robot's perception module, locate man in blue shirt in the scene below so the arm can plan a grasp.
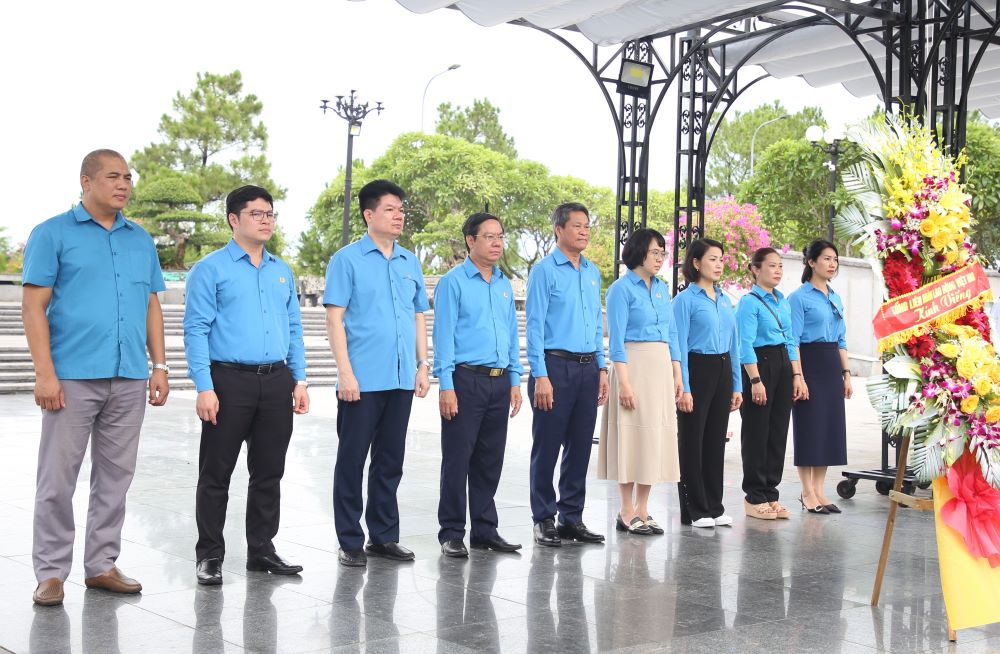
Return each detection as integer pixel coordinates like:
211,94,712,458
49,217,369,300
184,185,309,585
324,180,430,567
434,213,524,558
525,202,609,547
22,149,169,606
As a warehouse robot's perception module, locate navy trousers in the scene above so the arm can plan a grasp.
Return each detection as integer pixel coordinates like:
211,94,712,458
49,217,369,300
528,354,599,524
438,367,510,543
333,389,413,550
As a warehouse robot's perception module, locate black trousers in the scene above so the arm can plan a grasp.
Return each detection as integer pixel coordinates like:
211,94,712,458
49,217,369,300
333,389,414,550
438,367,510,543
678,353,733,522
195,364,295,561
528,354,599,524
740,345,793,504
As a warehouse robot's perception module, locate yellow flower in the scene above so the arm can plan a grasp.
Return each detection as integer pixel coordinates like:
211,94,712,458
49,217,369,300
941,324,974,338
937,342,961,358
957,356,979,380
975,377,993,396
961,395,980,414
931,233,950,250
945,250,958,264
990,364,1000,384
919,217,939,238
987,406,1000,423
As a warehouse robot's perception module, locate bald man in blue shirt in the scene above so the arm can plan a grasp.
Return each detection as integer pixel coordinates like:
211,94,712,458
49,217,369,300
23,149,169,606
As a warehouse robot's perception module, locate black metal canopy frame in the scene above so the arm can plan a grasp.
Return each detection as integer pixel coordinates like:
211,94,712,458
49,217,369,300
524,0,1000,290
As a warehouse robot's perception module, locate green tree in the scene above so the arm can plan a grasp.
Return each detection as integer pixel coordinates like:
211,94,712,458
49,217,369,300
738,138,862,251
708,101,826,197
127,175,220,269
131,71,285,262
963,116,1000,267
435,99,517,158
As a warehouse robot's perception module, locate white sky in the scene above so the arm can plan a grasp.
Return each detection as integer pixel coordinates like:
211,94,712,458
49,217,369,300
0,0,880,249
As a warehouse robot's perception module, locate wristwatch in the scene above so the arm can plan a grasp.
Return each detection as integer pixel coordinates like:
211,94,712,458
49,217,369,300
749,376,762,385
417,358,431,369
296,380,309,387
151,363,170,375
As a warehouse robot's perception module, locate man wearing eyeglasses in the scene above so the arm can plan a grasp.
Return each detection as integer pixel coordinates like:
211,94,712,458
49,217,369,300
433,213,524,558
184,185,309,585
324,179,431,568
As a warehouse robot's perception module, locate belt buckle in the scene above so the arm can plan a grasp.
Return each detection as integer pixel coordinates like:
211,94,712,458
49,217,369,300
256,363,271,375
580,354,594,364
489,368,504,377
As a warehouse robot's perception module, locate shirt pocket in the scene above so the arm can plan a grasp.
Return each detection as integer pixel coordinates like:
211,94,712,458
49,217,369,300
128,250,151,286
396,275,418,311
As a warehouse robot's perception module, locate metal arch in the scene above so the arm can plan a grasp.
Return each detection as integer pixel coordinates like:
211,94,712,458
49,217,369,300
705,74,770,158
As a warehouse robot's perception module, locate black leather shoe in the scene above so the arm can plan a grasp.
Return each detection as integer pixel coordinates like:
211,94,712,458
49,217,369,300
557,521,605,543
533,518,561,547
824,504,842,514
246,551,303,575
470,535,522,553
196,558,223,586
338,547,368,568
365,541,415,561
441,539,469,558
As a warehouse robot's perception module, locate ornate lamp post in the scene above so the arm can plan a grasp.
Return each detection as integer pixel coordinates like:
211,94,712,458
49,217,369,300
320,90,383,247
806,125,848,242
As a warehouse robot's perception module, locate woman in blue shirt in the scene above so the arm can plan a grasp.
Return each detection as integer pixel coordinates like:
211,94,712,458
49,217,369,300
673,238,742,528
789,239,852,514
736,248,807,520
598,229,683,536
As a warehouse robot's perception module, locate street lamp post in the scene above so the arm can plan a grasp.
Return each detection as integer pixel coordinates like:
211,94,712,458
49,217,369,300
806,125,848,242
421,64,460,133
749,114,789,176
321,90,383,247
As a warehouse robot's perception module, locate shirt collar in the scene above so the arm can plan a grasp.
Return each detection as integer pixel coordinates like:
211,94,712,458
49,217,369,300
751,284,784,301
73,203,131,231
360,232,406,259
225,238,276,263
552,248,589,268
806,280,836,296
461,256,502,280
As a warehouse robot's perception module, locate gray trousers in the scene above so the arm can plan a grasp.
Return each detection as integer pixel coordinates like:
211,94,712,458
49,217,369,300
32,378,147,582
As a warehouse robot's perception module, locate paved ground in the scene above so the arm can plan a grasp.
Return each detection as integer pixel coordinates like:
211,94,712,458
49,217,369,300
0,381,992,653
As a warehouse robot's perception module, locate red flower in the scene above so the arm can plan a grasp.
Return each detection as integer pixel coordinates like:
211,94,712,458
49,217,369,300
957,308,992,342
905,334,936,359
883,251,924,298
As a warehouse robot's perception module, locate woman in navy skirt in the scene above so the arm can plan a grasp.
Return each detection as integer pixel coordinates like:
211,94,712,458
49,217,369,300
673,238,742,528
789,239,853,514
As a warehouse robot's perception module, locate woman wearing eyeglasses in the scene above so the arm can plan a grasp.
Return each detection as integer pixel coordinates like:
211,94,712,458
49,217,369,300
736,247,807,520
788,239,851,515
673,238,742,529
598,228,683,536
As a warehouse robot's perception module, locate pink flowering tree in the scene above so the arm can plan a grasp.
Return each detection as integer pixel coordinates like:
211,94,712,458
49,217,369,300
665,198,784,290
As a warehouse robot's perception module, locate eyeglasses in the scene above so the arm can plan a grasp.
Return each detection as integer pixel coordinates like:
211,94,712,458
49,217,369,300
648,249,666,259
476,233,506,243
241,210,277,223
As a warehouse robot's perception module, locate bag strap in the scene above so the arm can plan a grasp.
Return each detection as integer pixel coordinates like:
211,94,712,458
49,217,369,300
751,292,783,330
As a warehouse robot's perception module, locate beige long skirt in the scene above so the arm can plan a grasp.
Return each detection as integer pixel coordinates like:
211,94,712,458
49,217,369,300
597,341,680,485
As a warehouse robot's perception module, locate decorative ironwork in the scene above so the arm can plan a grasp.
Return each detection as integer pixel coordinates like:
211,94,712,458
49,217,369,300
624,103,634,129
636,103,647,129
938,55,952,85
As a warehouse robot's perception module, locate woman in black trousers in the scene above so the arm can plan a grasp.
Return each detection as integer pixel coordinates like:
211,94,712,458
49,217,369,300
735,248,807,520
673,239,743,528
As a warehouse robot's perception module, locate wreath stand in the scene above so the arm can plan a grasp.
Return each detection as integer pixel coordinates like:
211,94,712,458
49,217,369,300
870,434,956,642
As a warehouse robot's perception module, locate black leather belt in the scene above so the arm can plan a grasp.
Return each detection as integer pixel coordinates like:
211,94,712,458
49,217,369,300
545,349,595,364
458,363,508,377
212,361,286,375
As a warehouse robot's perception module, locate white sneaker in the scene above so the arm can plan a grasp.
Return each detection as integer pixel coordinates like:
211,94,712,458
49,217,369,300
714,514,734,526
691,517,715,528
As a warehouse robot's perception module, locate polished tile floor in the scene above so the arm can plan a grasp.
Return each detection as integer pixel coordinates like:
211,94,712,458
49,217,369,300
0,386,994,653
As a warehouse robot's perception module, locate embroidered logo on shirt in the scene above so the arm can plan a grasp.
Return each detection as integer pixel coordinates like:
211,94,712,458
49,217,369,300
656,293,662,298
503,292,509,298
279,277,286,284
591,280,596,286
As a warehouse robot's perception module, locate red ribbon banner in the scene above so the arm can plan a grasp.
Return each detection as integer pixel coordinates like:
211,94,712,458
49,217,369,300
873,263,993,352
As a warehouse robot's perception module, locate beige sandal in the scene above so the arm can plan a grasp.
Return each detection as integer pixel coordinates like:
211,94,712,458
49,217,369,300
769,501,791,519
744,500,777,520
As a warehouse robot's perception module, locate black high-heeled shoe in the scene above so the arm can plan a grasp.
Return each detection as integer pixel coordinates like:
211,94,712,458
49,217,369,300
616,513,653,534
798,495,830,514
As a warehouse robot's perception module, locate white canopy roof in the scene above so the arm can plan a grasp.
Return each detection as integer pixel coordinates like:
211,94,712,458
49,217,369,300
396,1,1000,117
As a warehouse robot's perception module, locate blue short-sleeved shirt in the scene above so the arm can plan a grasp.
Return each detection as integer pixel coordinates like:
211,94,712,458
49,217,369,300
735,285,798,364
789,281,848,349
183,239,307,392
605,270,681,363
525,249,606,377
22,203,165,380
323,234,430,392
432,257,523,391
673,283,741,392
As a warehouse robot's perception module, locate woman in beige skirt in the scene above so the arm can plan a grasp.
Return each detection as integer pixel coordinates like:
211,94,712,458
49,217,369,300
598,228,683,536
